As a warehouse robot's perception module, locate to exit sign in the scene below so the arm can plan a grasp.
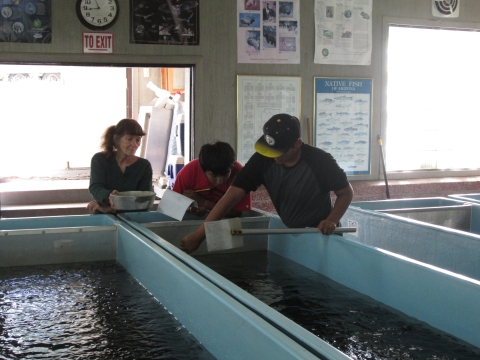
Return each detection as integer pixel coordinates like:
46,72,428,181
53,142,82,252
83,32,114,54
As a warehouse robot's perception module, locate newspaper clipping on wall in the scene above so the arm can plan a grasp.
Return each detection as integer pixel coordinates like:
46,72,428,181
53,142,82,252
314,0,372,65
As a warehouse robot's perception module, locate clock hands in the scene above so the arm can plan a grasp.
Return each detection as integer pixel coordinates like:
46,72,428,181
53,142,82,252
78,0,118,29
85,0,100,10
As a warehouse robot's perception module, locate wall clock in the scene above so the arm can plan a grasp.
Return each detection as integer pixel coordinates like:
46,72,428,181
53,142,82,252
76,0,119,31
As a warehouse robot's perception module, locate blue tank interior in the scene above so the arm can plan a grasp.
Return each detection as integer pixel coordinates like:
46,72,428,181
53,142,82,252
449,193,480,204
0,214,345,360
342,198,480,280
2,195,480,357
348,197,468,210
119,207,480,351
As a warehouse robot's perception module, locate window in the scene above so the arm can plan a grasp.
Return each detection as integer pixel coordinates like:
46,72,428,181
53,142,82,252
0,64,191,180
386,25,480,174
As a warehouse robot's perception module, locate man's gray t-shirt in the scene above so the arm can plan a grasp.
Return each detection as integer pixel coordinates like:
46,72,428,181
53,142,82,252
232,144,349,227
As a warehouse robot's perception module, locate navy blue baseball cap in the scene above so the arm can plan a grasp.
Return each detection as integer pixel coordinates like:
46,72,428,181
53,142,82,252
254,114,301,158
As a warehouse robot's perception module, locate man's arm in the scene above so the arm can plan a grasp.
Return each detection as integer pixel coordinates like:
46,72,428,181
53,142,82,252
182,190,243,218
180,186,247,253
318,183,354,234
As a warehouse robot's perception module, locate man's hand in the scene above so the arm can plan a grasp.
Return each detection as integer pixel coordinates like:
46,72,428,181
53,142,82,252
318,184,354,234
180,230,205,254
318,219,337,235
180,186,247,254
188,206,209,217
182,189,205,205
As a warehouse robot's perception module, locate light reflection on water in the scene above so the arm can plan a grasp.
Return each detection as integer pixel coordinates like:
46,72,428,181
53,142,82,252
0,261,214,359
195,250,480,360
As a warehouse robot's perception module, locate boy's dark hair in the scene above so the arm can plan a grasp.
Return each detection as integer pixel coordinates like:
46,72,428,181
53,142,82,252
199,141,236,175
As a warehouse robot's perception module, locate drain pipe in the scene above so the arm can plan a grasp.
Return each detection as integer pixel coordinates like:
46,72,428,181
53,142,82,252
377,135,391,199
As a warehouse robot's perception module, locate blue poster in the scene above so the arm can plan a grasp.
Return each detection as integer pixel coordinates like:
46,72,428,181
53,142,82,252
314,77,372,175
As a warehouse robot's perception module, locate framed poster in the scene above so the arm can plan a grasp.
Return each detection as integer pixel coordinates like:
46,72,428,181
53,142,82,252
237,75,301,165
0,0,51,43
130,0,199,45
314,77,372,175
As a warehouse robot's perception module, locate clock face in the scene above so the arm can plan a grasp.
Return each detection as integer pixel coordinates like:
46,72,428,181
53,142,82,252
76,0,119,30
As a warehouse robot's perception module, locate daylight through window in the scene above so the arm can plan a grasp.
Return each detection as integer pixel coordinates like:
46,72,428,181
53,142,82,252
386,25,480,172
0,65,127,177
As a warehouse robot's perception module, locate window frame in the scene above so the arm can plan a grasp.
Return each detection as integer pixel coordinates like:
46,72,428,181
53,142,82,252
0,61,194,181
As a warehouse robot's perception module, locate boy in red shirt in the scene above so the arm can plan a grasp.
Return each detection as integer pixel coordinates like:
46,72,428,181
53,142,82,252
172,141,252,217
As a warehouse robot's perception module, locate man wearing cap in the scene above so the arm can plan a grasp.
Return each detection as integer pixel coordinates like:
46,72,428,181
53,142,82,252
180,113,354,254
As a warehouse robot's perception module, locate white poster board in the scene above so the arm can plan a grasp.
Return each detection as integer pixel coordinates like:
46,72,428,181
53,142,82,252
237,75,301,164
314,0,372,65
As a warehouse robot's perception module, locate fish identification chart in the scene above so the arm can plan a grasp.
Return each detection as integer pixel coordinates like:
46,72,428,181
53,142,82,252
237,75,301,165
314,77,372,175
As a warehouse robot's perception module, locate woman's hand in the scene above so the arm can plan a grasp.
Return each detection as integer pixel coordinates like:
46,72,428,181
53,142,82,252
87,200,116,214
108,190,119,208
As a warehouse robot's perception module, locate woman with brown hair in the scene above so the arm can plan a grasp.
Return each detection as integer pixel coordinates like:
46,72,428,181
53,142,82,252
87,119,153,214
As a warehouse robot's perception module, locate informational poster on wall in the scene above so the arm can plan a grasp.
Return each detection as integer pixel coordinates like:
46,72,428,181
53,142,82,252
314,77,372,175
0,0,51,43
237,0,300,64
313,0,372,65
237,75,301,164
130,0,199,45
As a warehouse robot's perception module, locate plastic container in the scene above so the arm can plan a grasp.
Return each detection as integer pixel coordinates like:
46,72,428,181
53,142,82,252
166,155,184,189
111,191,156,211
